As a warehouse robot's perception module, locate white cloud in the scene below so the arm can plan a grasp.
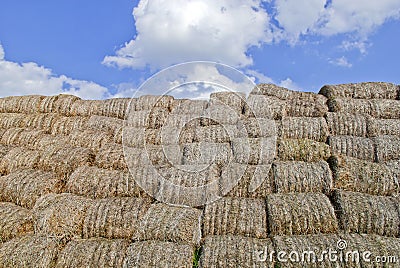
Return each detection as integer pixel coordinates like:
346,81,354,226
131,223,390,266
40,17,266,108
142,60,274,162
103,0,272,69
329,56,353,68
0,44,4,61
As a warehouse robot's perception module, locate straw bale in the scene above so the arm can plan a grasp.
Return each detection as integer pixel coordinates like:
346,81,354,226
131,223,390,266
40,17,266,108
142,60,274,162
385,160,400,186
21,113,60,133
0,144,10,162
0,95,43,114
163,113,202,129
232,137,276,165
50,115,88,135
172,99,208,114
319,82,399,100
69,129,112,152
39,94,80,114
331,190,400,237
132,203,202,246
203,197,267,238
201,104,241,126
70,99,103,117
0,234,62,268
241,118,276,138
210,91,246,114
368,118,400,137
194,124,235,143
245,94,286,119
251,83,293,100
0,128,24,145
124,240,193,268
266,192,338,235
374,135,400,162
0,169,62,209
273,161,332,194
87,115,123,133
328,155,399,196
277,138,331,162
182,142,231,165
273,234,341,268
99,98,132,119
178,124,197,143
0,147,40,174
328,98,400,119
200,235,275,268
82,197,150,239
0,113,26,128
135,95,174,111
55,238,129,268
32,134,68,151
66,165,148,199
122,127,148,147
126,108,169,129
95,143,127,170
325,112,370,137
328,135,375,161
33,193,93,239
0,202,33,242
278,117,329,142
285,92,328,117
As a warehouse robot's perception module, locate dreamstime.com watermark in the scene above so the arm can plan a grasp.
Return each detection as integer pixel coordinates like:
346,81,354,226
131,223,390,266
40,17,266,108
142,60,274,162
255,239,399,265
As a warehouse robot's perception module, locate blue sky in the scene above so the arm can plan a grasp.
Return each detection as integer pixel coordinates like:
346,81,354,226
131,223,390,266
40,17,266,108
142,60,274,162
0,0,399,99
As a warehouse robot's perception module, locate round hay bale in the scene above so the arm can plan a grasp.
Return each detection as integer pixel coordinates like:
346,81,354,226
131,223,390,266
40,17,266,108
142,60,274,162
232,137,275,165
0,95,44,114
285,92,328,117
245,95,286,120
368,118,400,137
272,161,332,194
328,155,399,196
99,98,132,119
0,113,26,128
266,193,338,236
66,166,148,199
39,94,80,115
277,138,331,162
210,91,246,114
241,118,276,138
0,169,62,209
50,116,88,135
194,124,234,143
126,108,169,129
87,115,123,134
202,197,268,239
55,238,130,268
69,129,112,152
33,193,93,239
0,128,24,145
132,203,202,246
328,135,375,162
182,142,231,166
319,82,399,100
21,113,60,133
135,95,174,111
172,99,208,114
325,112,370,137
0,234,62,268
200,104,240,126
0,147,41,174
331,190,400,237
251,83,293,100
70,99,103,117
95,143,127,170
32,134,68,151
278,117,329,142
123,240,193,268
0,202,33,242
374,135,400,162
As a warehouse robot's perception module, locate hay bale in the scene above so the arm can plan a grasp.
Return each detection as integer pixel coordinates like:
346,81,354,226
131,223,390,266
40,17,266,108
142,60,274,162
0,144,10,162
182,142,231,165
374,135,400,162
200,235,275,268
0,147,41,174
95,143,127,170
31,134,68,151
201,104,241,126
245,95,286,119
319,82,399,99
266,193,338,235
172,99,208,114
0,128,46,149
124,240,193,268
272,161,332,194
69,129,112,152
194,125,235,143
0,234,62,268
70,99,103,117
50,115,88,135
0,113,26,128
21,113,60,133
277,138,331,162
0,169,62,209
368,118,400,137
0,202,34,242
331,190,400,237
99,98,132,119
285,92,328,117
0,128,24,145
33,193,93,239
328,135,375,161
203,197,267,238
251,83,293,100
126,108,169,129
278,117,329,142
87,115,123,134
385,160,400,187
135,95,174,111
39,94,80,115
55,238,130,268
210,91,246,114
0,95,44,114
66,166,148,199
82,197,150,239
133,203,202,246
325,112,370,137
241,118,276,138
328,155,399,196
232,137,276,165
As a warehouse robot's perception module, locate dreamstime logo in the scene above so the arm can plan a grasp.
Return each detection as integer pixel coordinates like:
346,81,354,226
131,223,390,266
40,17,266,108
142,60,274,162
122,61,277,207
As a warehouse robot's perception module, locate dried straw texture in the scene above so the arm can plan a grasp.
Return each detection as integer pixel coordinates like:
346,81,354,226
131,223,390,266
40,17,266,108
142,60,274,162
99,98,132,119
124,240,193,268
0,235,62,268
182,142,231,165
210,91,246,114
50,116,88,135
328,135,375,161
0,202,33,242
172,99,208,114
202,197,268,239
39,94,80,115
69,129,112,152
0,144,10,162
0,169,62,209
251,83,293,100
70,99,103,117
325,112,370,137
374,135,400,162
273,234,341,268
126,108,169,129
319,82,399,100
285,92,328,117
278,117,329,142
33,193,93,239
272,161,332,194
95,143,127,170
82,197,151,239
87,115,123,134
266,193,338,236
328,155,399,196
135,95,174,111
200,235,275,268
0,147,40,174
66,166,147,199
132,203,202,246
368,118,400,137
277,138,331,162
0,95,44,114
241,118,276,138
0,113,26,128
55,238,130,268
245,95,286,120
200,104,241,126
328,98,400,119
331,190,400,237
21,113,60,133
194,125,234,143
232,137,276,165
